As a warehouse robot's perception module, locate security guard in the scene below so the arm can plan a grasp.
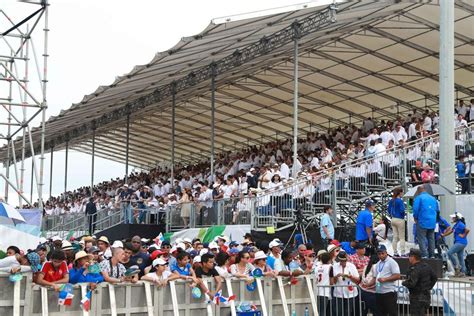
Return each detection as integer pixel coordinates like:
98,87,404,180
402,248,438,315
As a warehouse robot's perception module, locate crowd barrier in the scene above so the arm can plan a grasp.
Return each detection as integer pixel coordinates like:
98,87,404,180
1,272,473,316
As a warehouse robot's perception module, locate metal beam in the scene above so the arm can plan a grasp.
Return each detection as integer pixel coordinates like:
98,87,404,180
125,114,130,182
368,26,474,72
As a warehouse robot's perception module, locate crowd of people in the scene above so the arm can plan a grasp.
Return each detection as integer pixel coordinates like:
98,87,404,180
2,186,470,315
31,103,472,231
0,229,438,315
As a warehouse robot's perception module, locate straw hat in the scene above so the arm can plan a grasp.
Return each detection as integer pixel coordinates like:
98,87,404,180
97,236,110,245
74,251,92,262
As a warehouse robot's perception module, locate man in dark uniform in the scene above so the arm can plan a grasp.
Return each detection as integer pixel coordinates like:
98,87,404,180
85,197,97,234
402,248,438,316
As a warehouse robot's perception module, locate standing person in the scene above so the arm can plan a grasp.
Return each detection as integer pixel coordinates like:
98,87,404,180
137,186,152,224
402,249,438,316
373,245,400,316
413,185,439,258
314,252,332,316
179,188,192,228
320,205,335,250
36,250,70,290
456,155,469,194
348,243,369,276
387,188,406,256
356,200,375,245
359,255,380,316
194,253,223,300
442,213,470,276
118,184,134,224
85,197,97,235
331,251,360,316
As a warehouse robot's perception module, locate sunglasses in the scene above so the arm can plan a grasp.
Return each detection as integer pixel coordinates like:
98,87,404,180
162,245,171,248
243,256,250,259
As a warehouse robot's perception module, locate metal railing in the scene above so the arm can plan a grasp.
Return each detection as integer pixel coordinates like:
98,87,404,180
42,123,473,235
251,122,473,231
1,273,472,316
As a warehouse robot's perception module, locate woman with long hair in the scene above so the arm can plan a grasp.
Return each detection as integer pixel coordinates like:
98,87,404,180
179,188,192,228
442,212,470,277
230,250,254,282
359,255,380,316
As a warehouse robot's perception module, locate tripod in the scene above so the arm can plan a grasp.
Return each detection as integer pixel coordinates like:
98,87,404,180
284,210,315,249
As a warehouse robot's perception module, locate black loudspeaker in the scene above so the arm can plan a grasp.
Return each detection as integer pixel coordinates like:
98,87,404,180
393,257,443,278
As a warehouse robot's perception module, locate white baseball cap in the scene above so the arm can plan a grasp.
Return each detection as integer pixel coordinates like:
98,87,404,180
52,236,62,242
193,255,202,263
112,240,124,248
269,239,281,249
254,251,267,261
152,258,168,267
208,242,219,250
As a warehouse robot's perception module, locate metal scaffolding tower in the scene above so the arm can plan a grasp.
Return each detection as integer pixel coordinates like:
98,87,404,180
0,0,49,208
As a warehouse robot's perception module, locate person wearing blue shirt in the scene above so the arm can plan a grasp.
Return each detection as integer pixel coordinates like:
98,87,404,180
442,213,470,276
340,241,356,255
412,186,438,258
387,188,406,256
320,206,335,250
69,251,104,286
456,155,469,194
435,213,449,257
356,200,375,244
170,251,198,283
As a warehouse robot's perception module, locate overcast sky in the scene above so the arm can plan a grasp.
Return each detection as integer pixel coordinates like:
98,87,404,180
1,0,308,205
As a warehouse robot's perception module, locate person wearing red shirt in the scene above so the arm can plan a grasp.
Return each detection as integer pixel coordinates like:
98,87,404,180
36,250,69,291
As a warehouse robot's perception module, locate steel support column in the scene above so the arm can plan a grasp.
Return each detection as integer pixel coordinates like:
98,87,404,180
125,114,130,183
439,0,456,221
292,26,300,177
49,146,53,199
4,143,10,203
210,65,216,183
91,129,96,194
171,85,176,184
64,141,68,198
30,158,34,203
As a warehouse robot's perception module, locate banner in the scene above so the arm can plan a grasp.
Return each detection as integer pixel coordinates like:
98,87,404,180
168,225,250,244
0,209,42,251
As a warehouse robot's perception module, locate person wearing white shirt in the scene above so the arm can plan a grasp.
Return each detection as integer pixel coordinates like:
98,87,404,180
331,252,360,315
469,99,474,122
280,161,290,180
456,100,468,117
455,114,468,128
408,120,417,139
314,252,333,316
371,245,400,316
423,115,432,132
392,125,407,144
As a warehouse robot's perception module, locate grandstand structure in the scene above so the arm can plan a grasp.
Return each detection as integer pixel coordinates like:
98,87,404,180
0,0,49,208
0,1,472,227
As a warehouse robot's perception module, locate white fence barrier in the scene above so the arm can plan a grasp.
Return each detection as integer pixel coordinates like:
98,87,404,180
1,273,473,315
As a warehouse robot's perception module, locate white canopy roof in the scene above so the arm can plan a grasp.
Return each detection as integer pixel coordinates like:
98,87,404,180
1,0,473,168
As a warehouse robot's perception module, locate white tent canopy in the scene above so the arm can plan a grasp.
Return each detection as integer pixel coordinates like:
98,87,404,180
1,0,472,168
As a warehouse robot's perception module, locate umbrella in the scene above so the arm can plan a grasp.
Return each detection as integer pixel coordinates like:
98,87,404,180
0,202,26,225
404,184,454,198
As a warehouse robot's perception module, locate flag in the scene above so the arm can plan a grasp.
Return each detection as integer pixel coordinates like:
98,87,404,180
58,283,74,306
154,233,164,248
212,290,236,305
81,289,92,312
58,290,74,306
